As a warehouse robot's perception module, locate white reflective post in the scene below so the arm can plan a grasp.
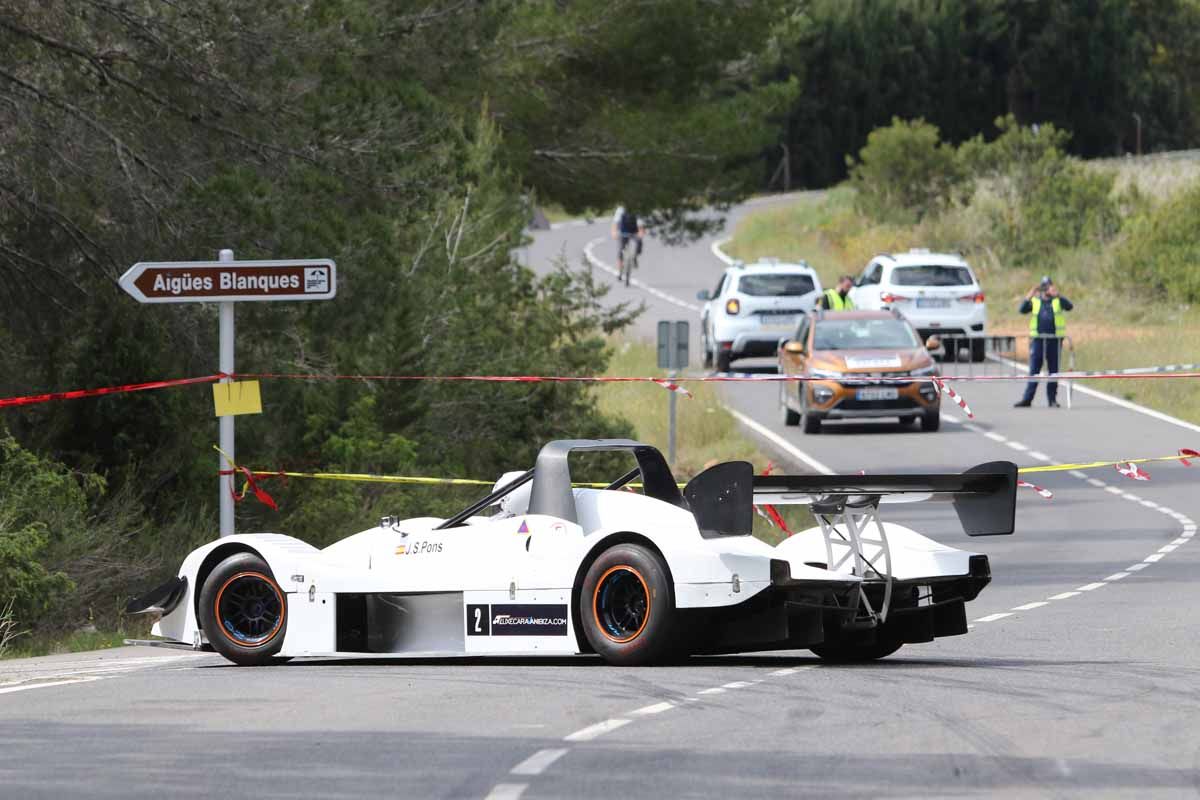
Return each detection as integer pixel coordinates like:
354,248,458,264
218,248,235,537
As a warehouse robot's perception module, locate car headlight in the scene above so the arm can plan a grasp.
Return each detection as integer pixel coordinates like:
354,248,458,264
809,369,843,379
910,364,938,376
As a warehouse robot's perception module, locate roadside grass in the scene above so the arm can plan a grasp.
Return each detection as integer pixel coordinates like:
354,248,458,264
599,339,813,543
0,624,148,661
723,188,1200,426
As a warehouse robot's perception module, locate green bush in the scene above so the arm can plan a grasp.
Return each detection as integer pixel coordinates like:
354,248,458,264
847,117,969,224
0,433,77,625
1112,184,1200,304
1024,161,1120,252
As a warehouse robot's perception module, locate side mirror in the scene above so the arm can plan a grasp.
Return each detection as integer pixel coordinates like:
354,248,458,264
783,341,806,355
696,289,711,301
925,336,942,351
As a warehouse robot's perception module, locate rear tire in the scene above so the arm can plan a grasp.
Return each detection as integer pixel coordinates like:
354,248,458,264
580,544,676,666
716,351,732,373
198,552,287,666
970,338,986,362
920,410,941,432
703,337,713,369
811,633,903,662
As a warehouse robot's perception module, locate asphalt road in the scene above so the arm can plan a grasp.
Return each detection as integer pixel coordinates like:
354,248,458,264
3,198,1199,799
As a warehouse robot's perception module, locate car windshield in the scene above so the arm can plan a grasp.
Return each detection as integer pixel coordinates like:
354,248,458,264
737,273,815,296
812,319,919,351
892,265,973,286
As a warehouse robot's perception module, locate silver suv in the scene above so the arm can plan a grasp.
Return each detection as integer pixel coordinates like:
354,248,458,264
698,259,823,372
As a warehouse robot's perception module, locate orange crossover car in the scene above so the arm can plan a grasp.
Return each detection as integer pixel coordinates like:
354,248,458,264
778,309,941,433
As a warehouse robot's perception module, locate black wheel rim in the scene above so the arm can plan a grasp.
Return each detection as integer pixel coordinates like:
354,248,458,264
216,573,283,646
595,567,649,642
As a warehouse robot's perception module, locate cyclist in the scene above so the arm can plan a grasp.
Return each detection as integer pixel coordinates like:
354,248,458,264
611,205,645,285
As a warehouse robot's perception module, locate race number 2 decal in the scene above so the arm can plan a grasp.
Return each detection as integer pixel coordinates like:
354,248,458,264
466,604,490,636
465,604,568,636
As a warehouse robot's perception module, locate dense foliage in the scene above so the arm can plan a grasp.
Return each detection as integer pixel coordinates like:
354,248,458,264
0,1,789,631
766,0,1200,187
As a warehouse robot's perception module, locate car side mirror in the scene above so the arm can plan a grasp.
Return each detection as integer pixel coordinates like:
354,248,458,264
696,289,711,301
925,336,941,350
783,341,806,355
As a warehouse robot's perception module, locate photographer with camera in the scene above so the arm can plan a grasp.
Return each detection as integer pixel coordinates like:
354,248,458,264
1014,276,1073,408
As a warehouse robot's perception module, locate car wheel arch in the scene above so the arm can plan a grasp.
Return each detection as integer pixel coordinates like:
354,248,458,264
570,532,675,655
194,543,269,631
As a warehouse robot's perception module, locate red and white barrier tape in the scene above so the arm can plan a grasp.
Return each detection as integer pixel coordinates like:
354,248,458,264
653,379,693,398
1115,461,1151,481
932,377,974,419
1016,479,1054,499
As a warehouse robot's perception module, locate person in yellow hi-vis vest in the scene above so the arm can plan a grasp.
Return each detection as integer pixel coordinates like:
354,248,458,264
1014,276,1073,407
818,275,856,311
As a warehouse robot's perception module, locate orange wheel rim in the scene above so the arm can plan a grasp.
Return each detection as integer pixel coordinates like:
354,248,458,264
213,571,285,647
592,565,651,644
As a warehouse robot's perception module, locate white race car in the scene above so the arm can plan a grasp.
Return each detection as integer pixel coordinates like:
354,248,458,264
128,440,1016,666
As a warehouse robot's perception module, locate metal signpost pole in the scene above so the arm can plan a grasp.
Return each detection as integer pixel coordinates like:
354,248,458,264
667,363,677,465
218,249,235,537
120,254,336,540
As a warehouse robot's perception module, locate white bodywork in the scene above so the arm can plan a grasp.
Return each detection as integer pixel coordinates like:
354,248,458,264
152,478,988,659
700,259,823,367
850,250,987,344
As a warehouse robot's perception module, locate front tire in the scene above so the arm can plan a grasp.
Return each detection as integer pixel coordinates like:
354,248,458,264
580,544,676,666
198,552,287,666
920,409,941,432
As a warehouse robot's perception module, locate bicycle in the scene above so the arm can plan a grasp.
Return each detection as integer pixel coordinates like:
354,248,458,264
618,234,640,286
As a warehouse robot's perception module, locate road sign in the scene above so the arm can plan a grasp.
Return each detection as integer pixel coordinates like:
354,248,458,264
656,321,689,370
119,259,336,304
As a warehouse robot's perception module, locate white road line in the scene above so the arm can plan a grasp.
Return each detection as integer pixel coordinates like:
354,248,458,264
1127,563,1150,571
485,783,528,800
1086,478,1107,488
722,681,753,689
630,702,674,716
0,676,106,695
1012,601,1049,611
510,749,569,776
583,238,701,312
1144,553,1165,563
984,432,1007,443
1069,470,1090,479
1104,486,1124,495
711,237,735,265
1141,500,1161,509
1172,537,1188,545
1027,450,1053,462
1006,442,1029,452
1049,591,1081,600
563,718,631,742
697,687,725,695
1158,543,1179,553
1076,582,1107,592
974,612,1013,622
769,667,802,676
1105,572,1131,581
726,408,833,475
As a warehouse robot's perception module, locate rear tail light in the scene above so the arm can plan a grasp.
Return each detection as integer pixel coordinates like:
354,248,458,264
725,298,741,315
958,292,986,303
880,292,911,303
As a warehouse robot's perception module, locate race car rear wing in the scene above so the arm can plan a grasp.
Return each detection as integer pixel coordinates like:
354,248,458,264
751,461,1018,536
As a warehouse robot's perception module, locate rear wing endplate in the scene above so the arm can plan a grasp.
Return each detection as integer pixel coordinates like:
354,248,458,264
753,461,1018,536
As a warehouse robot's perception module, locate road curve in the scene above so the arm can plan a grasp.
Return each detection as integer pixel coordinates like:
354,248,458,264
2,200,1199,800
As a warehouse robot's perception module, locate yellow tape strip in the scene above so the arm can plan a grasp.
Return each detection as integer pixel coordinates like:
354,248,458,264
1019,453,1190,474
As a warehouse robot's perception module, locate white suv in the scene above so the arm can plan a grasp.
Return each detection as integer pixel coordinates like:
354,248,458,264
849,250,988,362
698,259,822,372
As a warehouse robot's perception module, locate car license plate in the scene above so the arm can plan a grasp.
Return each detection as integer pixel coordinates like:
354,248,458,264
856,387,899,401
762,315,796,328
916,298,950,308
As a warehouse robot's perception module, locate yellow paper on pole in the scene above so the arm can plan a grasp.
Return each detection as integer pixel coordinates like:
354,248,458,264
213,381,263,417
